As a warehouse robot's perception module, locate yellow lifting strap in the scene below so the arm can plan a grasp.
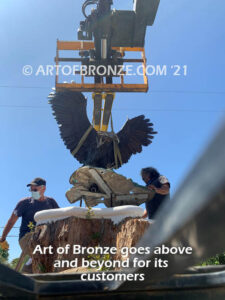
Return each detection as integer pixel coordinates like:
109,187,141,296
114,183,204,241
110,114,123,169
92,92,102,132
71,113,122,169
92,92,115,132
101,93,115,132
71,125,93,156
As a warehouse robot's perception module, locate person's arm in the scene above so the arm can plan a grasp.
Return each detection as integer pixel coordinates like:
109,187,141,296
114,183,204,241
142,209,148,218
0,213,18,242
148,183,170,195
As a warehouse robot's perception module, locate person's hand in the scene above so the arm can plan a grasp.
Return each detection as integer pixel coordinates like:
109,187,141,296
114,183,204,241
142,210,148,219
0,240,9,251
0,237,6,243
148,184,156,191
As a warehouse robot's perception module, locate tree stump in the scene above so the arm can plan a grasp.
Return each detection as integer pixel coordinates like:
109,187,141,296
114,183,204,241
29,207,150,273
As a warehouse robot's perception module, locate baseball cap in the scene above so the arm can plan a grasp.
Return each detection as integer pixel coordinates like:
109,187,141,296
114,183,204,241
27,177,46,187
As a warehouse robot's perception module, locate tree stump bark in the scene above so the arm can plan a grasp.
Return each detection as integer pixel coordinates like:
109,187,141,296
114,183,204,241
29,216,150,273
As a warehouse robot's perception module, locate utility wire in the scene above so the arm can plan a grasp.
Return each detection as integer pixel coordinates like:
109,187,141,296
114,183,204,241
0,86,224,112
0,85,50,89
0,85,225,95
0,227,19,228
0,105,48,108
117,109,225,113
0,105,224,113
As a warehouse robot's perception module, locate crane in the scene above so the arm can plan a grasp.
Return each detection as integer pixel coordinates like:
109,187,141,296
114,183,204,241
49,0,160,169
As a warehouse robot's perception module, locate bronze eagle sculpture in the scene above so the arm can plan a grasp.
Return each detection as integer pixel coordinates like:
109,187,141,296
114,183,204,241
49,90,157,169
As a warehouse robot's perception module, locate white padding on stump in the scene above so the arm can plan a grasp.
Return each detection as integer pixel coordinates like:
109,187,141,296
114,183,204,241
34,205,144,225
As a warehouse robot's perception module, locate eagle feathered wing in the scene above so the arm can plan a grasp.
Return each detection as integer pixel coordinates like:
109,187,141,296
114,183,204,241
49,90,157,168
117,115,157,165
87,115,157,168
49,90,98,165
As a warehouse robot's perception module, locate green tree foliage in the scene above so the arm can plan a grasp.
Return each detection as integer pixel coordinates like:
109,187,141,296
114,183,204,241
10,257,20,269
0,247,9,264
201,252,225,266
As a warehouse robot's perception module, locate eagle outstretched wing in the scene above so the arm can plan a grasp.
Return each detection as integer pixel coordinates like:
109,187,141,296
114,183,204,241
49,90,98,165
88,115,157,168
49,90,157,168
117,115,157,164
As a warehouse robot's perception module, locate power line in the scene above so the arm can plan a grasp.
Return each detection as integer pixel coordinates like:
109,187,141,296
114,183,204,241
0,227,19,228
150,90,225,95
0,85,49,89
0,104,224,113
117,109,225,113
0,85,225,95
0,105,48,108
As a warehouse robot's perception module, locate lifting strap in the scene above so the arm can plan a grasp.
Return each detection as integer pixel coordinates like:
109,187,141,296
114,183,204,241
71,125,93,156
71,115,123,169
110,115,123,169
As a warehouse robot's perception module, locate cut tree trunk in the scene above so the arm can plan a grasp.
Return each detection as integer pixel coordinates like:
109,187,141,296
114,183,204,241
29,216,150,273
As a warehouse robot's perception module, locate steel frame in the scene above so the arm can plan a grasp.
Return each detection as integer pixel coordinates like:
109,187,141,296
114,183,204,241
55,40,148,93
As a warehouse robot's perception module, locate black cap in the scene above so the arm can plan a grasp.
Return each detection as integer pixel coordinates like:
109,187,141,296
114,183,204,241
27,177,46,187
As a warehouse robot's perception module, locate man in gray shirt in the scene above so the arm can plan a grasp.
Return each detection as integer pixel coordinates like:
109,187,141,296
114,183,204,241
0,177,59,271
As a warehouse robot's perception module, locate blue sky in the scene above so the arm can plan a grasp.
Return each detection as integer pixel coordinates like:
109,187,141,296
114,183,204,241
0,0,225,261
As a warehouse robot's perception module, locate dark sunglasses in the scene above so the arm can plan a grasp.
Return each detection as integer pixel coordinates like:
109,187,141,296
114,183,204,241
29,187,39,192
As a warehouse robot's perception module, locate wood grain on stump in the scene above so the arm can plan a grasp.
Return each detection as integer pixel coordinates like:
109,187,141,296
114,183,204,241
29,216,150,273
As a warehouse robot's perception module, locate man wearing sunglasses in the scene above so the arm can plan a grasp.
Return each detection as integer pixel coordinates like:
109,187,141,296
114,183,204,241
0,177,59,271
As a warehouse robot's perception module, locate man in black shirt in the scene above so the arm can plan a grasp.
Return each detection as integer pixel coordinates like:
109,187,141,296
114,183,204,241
0,177,59,264
141,167,170,219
